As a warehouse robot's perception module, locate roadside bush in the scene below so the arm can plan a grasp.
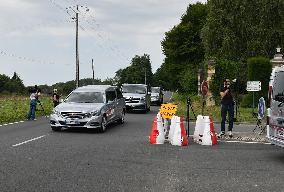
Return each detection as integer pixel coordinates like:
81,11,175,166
179,67,198,94
247,56,271,107
240,94,251,108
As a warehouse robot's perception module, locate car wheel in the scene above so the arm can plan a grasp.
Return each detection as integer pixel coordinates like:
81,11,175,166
118,110,125,124
99,116,107,133
51,126,61,132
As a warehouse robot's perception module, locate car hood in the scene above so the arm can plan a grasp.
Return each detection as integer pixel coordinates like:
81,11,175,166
123,93,145,98
55,102,104,113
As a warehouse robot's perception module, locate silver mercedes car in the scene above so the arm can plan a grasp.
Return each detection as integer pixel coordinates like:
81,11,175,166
50,85,126,132
121,83,151,113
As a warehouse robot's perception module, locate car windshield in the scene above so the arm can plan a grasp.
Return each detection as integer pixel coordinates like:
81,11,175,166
273,71,284,102
151,87,160,93
65,92,104,103
122,85,146,94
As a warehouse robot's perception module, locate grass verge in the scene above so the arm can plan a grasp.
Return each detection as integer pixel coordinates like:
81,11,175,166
170,93,260,124
0,95,53,124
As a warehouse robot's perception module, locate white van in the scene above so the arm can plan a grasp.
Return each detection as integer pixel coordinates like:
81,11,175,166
267,66,284,147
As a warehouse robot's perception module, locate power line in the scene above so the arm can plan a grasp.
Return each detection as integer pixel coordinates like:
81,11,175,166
0,19,72,35
0,49,72,66
48,0,131,64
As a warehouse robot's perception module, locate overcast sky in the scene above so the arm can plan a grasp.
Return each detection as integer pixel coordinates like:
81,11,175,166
0,0,206,86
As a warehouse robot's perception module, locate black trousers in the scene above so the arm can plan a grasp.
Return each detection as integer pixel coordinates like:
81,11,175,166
221,103,234,132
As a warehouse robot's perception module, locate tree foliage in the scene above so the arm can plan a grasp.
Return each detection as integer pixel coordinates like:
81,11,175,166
210,60,247,103
157,3,208,92
114,54,153,86
0,72,25,94
247,57,272,105
202,0,284,61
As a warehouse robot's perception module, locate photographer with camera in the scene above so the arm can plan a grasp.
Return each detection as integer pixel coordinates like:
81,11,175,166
27,85,41,121
52,89,60,108
219,79,234,138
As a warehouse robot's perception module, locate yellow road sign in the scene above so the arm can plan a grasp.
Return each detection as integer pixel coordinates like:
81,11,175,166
159,104,177,119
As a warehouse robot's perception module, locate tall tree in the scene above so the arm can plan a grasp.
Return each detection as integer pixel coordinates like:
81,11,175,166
158,2,208,92
202,0,284,61
115,54,153,86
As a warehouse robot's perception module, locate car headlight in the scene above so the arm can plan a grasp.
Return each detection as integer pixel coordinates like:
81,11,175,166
86,110,100,117
52,109,61,116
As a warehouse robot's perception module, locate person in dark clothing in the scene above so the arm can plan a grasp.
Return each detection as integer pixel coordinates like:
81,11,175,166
219,79,234,138
52,89,60,108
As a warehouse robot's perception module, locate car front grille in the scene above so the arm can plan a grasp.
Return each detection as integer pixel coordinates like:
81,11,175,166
125,98,140,103
61,112,86,119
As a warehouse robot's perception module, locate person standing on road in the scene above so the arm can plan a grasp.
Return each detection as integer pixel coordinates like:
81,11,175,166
52,89,60,108
219,79,234,138
27,85,40,121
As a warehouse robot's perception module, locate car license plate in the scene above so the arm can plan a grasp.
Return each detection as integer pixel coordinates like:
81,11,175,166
66,119,79,125
277,128,284,138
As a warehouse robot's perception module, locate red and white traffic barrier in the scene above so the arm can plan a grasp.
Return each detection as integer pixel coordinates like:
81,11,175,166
170,116,188,146
193,115,217,146
149,113,165,144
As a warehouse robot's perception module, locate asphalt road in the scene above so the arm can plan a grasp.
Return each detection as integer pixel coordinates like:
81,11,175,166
0,98,284,191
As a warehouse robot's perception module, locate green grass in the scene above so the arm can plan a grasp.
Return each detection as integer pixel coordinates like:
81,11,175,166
171,93,259,123
0,95,53,124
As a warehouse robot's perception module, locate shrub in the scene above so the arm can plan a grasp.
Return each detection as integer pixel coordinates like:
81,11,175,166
247,56,272,107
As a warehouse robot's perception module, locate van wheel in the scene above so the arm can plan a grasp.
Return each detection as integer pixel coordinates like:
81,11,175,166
99,116,107,133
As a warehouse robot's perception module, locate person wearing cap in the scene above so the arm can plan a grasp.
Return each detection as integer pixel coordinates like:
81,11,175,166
52,89,60,108
219,79,234,138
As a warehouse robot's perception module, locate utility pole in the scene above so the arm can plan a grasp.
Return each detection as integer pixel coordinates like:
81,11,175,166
75,5,79,88
66,5,89,88
92,58,95,84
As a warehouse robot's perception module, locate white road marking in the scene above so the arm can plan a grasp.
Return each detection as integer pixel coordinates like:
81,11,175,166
0,120,28,127
218,140,271,145
12,135,47,147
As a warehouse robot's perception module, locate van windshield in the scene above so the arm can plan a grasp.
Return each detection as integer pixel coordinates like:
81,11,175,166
151,87,160,93
122,85,146,94
65,92,104,103
273,71,284,102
